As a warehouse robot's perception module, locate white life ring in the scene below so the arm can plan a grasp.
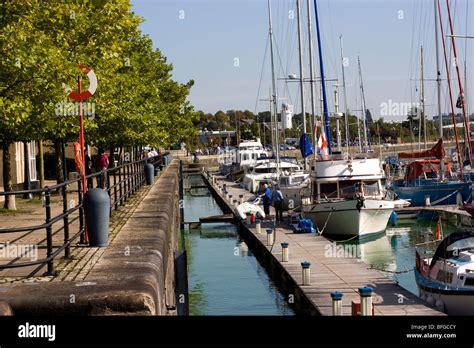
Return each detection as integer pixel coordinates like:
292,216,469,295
68,65,97,101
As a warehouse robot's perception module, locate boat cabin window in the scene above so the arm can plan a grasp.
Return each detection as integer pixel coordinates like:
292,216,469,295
362,181,380,196
255,167,276,174
424,171,438,179
319,183,338,199
279,177,290,187
339,181,359,198
464,277,474,286
291,176,305,184
435,269,453,284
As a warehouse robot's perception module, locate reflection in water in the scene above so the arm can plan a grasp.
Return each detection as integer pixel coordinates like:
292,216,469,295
340,220,459,295
183,175,294,315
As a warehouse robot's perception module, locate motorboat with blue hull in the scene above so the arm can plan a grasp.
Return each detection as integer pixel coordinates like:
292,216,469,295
391,178,471,207
415,230,474,315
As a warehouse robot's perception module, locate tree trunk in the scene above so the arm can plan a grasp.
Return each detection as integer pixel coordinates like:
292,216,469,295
38,140,45,189
2,142,16,210
54,139,64,184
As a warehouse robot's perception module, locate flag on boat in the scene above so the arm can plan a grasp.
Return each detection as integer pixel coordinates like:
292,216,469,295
456,94,464,109
317,127,328,156
434,217,443,241
299,133,313,158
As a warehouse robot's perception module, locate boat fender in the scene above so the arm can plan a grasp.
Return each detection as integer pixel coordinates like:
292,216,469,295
389,212,398,226
426,295,435,306
435,299,445,312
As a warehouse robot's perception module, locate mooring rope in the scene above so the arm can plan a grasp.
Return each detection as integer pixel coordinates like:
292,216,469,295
368,265,413,274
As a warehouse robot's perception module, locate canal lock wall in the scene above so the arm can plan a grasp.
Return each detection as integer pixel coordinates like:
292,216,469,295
0,160,182,316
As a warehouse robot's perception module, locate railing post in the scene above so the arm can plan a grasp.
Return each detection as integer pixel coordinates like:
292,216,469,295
78,178,86,244
44,189,55,276
131,161,136,194
113,167,118,210
127,162,132,198
118,164,123,205
106,169,112,217
61,183,70,259
123,163,128,202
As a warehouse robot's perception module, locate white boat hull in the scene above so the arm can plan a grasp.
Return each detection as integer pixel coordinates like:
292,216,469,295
303,199,394,238
418,288,474,315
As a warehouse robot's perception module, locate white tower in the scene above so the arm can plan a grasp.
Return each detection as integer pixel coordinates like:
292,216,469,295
281,103,294,130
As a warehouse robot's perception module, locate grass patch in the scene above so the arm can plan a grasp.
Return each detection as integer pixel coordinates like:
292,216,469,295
0,208,34,215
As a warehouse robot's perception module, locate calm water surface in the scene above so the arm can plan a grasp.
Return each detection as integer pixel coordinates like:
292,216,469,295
343,219,459,295
182,175,294,315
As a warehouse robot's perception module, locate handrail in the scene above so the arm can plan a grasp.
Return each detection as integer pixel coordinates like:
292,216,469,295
0,153,171,275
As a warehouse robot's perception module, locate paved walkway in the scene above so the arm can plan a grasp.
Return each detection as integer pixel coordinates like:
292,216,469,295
0,182,151,283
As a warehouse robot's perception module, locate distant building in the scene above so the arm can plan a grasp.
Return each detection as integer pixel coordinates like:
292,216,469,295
0,142,38,202
199,130,237,146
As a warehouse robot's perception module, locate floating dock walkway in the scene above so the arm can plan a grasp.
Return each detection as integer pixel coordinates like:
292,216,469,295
202,170,444,316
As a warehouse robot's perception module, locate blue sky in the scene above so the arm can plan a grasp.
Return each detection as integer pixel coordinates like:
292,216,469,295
131,0,473,121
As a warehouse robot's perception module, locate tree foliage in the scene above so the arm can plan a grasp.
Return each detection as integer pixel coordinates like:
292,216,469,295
0,0,197,207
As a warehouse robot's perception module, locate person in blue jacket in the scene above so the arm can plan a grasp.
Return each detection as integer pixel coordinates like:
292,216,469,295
271,184,284,222
260,183,271,218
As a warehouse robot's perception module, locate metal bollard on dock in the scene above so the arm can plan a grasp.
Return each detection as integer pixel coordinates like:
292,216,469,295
359,287,373,316
266,229,274,246
281,242,289,262
301,261,311,285
228,194,232,203
239,194,244,204
256,219,261,234
330,292,343,316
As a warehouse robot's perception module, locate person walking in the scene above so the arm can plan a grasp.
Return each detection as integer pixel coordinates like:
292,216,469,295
95,148,109,189
271,184,284,223
260,183,271,219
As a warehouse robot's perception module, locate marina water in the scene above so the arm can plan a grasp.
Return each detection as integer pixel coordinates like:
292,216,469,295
342,219,459,295
182,174,294,315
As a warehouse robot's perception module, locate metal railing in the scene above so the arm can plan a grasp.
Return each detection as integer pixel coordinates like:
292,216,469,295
0,155,168,276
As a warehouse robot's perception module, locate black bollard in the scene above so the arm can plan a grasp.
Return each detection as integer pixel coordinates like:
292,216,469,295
145,163,154,185
84,188,110,247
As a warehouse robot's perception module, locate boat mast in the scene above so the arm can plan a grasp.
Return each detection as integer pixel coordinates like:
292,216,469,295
267,0,280,172
306,0,317,156
339,35,350,154
358,56,368,151
434,0,443,139
421,45,427,149
296,0,307,169
313,0,332,154
437,0,463,176
446,0,472,167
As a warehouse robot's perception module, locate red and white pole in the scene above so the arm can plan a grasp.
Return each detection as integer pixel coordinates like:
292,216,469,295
78,75,88,241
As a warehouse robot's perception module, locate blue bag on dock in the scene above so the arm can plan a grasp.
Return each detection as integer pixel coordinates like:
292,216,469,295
296,218,315,234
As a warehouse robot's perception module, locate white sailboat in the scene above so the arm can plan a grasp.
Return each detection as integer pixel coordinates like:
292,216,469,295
303,154,395,238
300,0,399,238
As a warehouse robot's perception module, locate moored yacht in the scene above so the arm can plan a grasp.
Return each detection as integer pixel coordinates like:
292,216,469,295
302,153,395,238
243,160,301,193
415,229,474,315
219,139,268,177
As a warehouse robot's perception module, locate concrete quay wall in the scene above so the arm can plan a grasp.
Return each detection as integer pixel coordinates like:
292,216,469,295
0,160,181,316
